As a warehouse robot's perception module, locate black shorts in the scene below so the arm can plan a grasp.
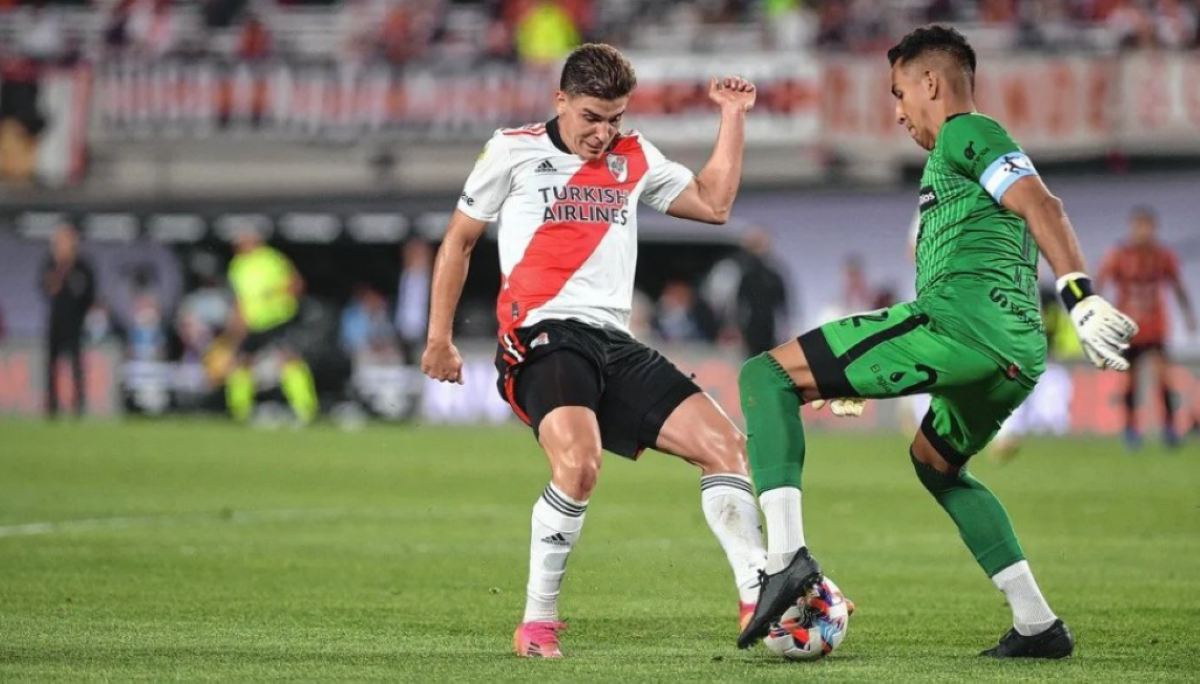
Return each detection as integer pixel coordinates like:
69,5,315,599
495,319,701,459
241,317,301,356
1125,342,1166,365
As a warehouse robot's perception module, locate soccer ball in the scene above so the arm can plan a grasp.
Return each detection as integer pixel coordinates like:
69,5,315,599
763,577,853,661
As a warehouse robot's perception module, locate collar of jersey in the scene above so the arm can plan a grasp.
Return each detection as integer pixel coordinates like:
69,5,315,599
546,117,572,154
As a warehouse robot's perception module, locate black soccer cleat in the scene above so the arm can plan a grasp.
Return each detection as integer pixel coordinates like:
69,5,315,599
980,619,1075,659
736,547,823,649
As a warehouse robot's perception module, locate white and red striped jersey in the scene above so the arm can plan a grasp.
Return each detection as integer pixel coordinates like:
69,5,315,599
456,118,693,339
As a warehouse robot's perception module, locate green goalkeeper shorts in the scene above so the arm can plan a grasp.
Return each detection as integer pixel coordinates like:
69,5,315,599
798,302,1040,465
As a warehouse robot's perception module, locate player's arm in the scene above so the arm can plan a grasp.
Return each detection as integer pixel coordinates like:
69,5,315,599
422,211,489,384
1001,176,1137,370
665,77,756,225
941,116,1135,369
287,262,305,298
999,176,1086,277
1165,252,1197,333
422,132,511,384
1093,249,1117,295
226,304,248,343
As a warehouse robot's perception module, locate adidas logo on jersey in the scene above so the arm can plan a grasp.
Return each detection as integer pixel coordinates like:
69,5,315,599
540,533,570,546
535,159,557,173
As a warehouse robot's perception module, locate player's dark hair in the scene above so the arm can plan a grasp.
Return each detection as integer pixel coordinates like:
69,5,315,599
1131,205,1158,224
888,25,977,87
560,43,637,100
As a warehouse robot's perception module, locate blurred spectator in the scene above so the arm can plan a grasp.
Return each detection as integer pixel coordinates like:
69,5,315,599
128,0,180,57
980,0,1018,24
339,0,387,64
84,298,123,345
128,292,166,361
237,14,273,60
764,0,816,51
103,0,135,54
202,0,247,31
924,0,959,22
0,55,44,184
1106,0,1159,48
380,1,418,63
871,285,898,310
396,238,432,363
654,279,717,342
175,272,231,361
841,255,877,313
16,0,67,62
340,285,397,360
514,0,582,64
39,224,95,418
735,229,790,357
1156,0,1198,48
629,287,655,340
814,0,851,48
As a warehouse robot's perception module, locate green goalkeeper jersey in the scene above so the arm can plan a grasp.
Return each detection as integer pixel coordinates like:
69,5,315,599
913,113,1046,385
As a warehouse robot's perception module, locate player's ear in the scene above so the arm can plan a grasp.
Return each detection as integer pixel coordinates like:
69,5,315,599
923,70,939,101
555,90,569,116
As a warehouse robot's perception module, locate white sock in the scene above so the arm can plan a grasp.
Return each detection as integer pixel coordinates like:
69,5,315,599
759,487,805,574
523,483,588,623
700,474,768,604
992,560,1057,636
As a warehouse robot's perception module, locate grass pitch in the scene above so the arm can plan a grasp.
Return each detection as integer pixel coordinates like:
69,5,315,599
1,420,1197,682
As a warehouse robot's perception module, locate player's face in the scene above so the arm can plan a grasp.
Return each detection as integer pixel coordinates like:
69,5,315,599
234,232,262,254
1131,217,1155,245
51,227,78,262
555,93,628,161
891,63,936,151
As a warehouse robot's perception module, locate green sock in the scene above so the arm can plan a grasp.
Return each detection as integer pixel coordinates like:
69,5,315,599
911,453,1025,577
226,367,254,422
739,353,805,493
281,359,318,424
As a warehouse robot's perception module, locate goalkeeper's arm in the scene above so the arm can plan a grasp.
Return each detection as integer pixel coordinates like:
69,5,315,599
1000,175,1137,370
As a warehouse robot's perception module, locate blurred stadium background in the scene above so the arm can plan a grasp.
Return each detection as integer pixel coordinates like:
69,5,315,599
1,0,1199,679
0,0,1197,432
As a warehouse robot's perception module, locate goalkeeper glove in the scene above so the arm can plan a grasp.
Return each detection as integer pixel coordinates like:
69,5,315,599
810,397,866,417
1057,272,1139,371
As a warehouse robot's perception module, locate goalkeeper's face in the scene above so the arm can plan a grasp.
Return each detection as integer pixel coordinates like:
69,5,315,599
555,93,629,161
890,63,936,151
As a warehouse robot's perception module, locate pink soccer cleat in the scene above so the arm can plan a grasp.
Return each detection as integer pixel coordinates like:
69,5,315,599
513,621,567,658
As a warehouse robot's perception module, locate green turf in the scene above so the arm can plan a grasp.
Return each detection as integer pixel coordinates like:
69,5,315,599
1,420,1197,682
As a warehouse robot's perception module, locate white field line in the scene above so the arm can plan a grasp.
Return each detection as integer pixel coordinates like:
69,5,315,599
0,506,522,539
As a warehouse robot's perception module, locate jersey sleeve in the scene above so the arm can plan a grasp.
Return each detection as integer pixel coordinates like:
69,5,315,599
1163,249,1181,283
456,131,512,222
637,135,694,214
941,115,1038,204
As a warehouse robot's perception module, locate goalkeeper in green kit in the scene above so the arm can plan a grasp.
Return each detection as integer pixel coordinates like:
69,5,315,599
736,25,1138,658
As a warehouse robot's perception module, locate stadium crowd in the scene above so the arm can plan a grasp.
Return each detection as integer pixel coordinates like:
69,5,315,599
0,0,1196,70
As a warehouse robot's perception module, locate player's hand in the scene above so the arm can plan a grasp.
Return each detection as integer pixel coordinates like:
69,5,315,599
708,76,756,113
422,341,464,384
1070,296,1138,371
810,397,866,418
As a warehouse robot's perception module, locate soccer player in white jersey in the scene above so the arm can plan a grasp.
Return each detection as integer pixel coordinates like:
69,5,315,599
422,43,764,658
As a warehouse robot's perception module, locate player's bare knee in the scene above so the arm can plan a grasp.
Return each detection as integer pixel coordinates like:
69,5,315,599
910,435,957,475
703,428,748,475
551,443,603,498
